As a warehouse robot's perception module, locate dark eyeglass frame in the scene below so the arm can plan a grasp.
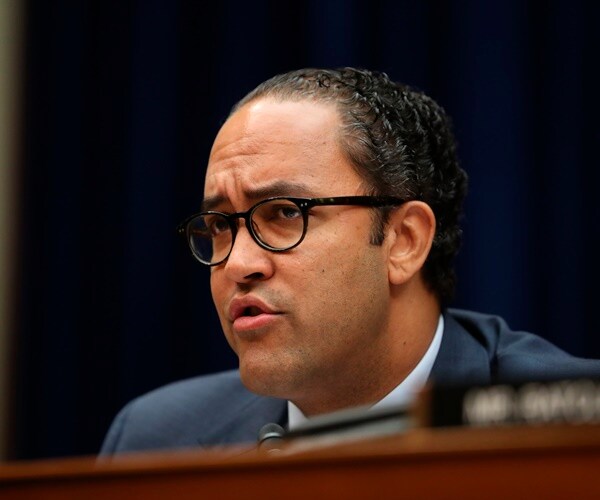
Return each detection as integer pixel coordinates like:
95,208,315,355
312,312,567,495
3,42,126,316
177,195,407,266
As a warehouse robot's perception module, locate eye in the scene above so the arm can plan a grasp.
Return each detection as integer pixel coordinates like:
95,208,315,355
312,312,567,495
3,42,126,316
203,215,230,237
275,204,302,220
253,200,304,228
212,218,230,235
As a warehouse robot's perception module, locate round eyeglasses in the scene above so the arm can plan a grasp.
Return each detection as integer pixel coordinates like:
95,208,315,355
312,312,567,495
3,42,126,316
177,195,406,266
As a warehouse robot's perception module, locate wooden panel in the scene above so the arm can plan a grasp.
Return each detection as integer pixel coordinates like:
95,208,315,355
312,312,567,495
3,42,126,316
1,425,600,499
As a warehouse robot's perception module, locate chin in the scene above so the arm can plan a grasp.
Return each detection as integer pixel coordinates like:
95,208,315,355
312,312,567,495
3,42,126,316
238,358,294,399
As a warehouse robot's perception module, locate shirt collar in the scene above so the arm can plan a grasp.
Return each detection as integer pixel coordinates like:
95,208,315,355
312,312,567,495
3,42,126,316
287,314,444,430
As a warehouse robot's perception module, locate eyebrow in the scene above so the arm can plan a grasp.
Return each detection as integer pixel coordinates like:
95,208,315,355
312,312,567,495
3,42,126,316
201,181,316,212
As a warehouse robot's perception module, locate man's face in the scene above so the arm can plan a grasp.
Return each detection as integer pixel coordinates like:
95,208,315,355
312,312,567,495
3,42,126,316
204,99,393,412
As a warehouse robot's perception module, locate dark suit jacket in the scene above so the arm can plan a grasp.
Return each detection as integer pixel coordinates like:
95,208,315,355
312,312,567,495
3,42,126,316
100,309,600,455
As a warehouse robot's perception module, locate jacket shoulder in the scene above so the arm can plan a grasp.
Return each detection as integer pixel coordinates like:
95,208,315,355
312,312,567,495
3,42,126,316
447,308,600,381
99,370,262,455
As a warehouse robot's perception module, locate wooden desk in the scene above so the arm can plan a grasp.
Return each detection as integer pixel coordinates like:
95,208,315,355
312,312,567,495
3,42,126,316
1,425,600,499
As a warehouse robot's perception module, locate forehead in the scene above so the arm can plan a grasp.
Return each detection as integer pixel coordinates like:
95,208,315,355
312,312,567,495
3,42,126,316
204,99,365,206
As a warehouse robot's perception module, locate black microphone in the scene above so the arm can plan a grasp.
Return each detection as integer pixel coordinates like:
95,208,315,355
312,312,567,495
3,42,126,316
257,423,285,453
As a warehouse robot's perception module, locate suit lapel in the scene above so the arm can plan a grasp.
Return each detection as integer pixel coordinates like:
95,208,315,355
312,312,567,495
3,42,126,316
430,310,492,385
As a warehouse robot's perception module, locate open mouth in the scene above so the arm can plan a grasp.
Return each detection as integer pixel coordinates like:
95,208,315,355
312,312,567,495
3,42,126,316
229,299,281,332
243,306,264,317
229,298,278,325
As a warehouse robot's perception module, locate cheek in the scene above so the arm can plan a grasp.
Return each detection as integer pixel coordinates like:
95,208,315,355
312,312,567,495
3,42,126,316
209,272,234,337
299,239,387,315
209,272,222,310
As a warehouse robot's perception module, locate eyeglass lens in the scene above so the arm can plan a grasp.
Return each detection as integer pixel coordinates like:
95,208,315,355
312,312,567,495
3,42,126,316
187,199,306,264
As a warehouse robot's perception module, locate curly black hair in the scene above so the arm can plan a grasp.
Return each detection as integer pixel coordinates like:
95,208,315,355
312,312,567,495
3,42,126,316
232,68,468,304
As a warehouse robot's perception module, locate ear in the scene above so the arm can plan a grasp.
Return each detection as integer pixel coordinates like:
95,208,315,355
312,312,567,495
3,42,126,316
385,201,436,286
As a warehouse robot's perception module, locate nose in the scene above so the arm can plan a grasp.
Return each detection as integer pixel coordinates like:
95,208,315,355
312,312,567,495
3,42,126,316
222,224,275,283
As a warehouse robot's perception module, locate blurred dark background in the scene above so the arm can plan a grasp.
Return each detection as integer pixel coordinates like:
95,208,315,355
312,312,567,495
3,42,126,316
11,0,600,459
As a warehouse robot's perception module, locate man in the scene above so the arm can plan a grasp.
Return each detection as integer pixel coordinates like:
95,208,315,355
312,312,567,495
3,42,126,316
101,68,600,454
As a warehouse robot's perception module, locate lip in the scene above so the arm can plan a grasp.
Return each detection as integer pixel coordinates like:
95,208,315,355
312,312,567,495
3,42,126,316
228,296,282,333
